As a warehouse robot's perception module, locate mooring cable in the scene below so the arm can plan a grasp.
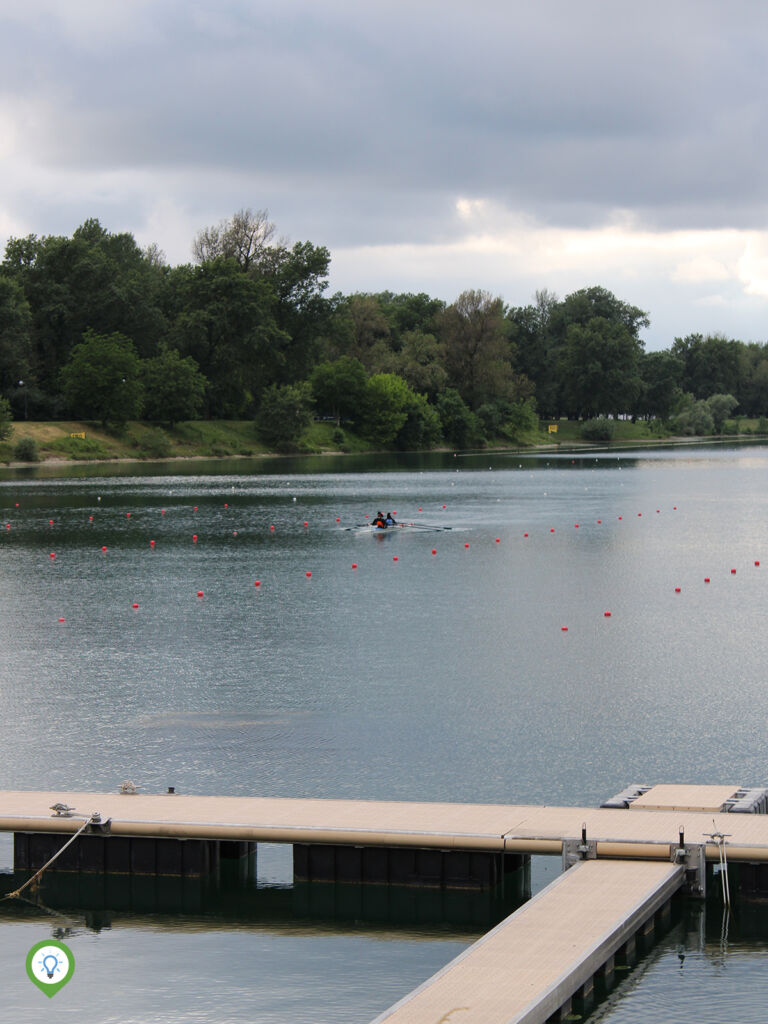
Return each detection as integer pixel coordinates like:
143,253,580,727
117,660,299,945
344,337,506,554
1,812,98,903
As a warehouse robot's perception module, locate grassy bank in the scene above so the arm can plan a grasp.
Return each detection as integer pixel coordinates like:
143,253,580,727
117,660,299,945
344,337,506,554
0,418,763,466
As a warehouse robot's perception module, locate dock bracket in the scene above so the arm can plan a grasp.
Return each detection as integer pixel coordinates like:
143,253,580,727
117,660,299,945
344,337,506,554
85,813,112,836
562,837,597,871
672,842,706,898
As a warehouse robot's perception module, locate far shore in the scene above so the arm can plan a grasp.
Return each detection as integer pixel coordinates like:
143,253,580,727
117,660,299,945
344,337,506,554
1,429,759,473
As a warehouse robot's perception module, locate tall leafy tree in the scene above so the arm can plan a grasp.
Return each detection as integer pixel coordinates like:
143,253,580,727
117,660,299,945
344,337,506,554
60,330,143,426
310,356,367,425
255,382,314,449
169,257,287,417
142,349,207,425
440,289,523,409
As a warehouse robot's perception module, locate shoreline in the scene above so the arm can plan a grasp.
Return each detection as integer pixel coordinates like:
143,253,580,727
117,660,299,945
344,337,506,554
1,433,760,473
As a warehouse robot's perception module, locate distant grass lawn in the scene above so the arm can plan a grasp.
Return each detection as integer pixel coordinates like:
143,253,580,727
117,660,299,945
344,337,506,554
1,417,763,465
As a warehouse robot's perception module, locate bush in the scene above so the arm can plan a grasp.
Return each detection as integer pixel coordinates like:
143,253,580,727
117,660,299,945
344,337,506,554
138,427,172,459
757,416,768,435
580,417,616,441
13,436,40,462
331,427,345,448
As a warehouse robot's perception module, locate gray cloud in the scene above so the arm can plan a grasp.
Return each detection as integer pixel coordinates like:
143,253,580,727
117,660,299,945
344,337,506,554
3,0,768,347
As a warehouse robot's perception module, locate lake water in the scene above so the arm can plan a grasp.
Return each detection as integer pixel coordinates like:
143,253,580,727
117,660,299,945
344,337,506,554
1,443,768,1022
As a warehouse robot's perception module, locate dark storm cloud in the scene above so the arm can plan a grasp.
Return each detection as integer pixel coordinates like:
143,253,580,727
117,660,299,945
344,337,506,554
4,0,768,247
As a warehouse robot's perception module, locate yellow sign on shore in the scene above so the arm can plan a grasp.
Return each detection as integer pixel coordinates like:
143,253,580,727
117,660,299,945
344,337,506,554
69,432,86,439
548,424,558,434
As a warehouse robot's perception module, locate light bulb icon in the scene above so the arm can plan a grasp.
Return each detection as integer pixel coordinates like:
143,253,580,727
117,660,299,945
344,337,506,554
42,953,59,979
26,940,75,997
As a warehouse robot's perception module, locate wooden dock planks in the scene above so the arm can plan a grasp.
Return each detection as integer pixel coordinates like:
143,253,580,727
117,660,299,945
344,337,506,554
2,790,768,859
370,859,684,1024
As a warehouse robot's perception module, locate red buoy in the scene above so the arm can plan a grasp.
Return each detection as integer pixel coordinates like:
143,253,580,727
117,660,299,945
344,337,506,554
150,540,155,547
161,509,166,515
604,611,611,617
194,506,198,512
574,524,579,528
192,534,198,542
464,542,469,548
352,563,358,569
597,520,602,524
561,626,568,632
132,602,139,609
550,528,555,533
224,503,228,508
58,617,65,623
126,512,131,518
304,521,308,527
197,591,203,598
731,568,737,574
704,577,710,583
101,546,107,553
675,587,681,593
89,515,93,521
49,552,55,559
524,532,528,537
49,519,53,525
306,571,312,577
418,508,422,512
393,556,398,562
431,549,436,555
336,517,340,522
495,538,500,543
270,525,275,531
755,561,760,567
254,581,261,587
442,504,446,509
618,516,622,520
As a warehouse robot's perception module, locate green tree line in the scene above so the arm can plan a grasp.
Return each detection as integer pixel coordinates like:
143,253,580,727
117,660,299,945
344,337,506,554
1,209,766,449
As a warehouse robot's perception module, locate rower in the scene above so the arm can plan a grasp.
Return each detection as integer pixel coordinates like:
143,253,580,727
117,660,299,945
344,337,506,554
385,512,397,525
373,511,387,529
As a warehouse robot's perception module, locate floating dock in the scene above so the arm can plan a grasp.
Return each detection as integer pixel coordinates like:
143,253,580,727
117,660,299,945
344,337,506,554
2,784,767,1024
371,859,683,1024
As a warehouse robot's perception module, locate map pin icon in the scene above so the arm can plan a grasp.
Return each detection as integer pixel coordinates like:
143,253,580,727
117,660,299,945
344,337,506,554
26,939,75,997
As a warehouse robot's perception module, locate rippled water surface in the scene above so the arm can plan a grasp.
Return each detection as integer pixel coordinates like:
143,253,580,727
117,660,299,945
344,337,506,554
1,444,768,1022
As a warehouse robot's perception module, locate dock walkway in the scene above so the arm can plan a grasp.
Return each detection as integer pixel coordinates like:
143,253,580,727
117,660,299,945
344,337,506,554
371,859,683,1024
2,789,768,861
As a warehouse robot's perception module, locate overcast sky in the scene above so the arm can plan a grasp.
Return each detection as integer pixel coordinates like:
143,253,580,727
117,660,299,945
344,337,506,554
2,0,768,349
